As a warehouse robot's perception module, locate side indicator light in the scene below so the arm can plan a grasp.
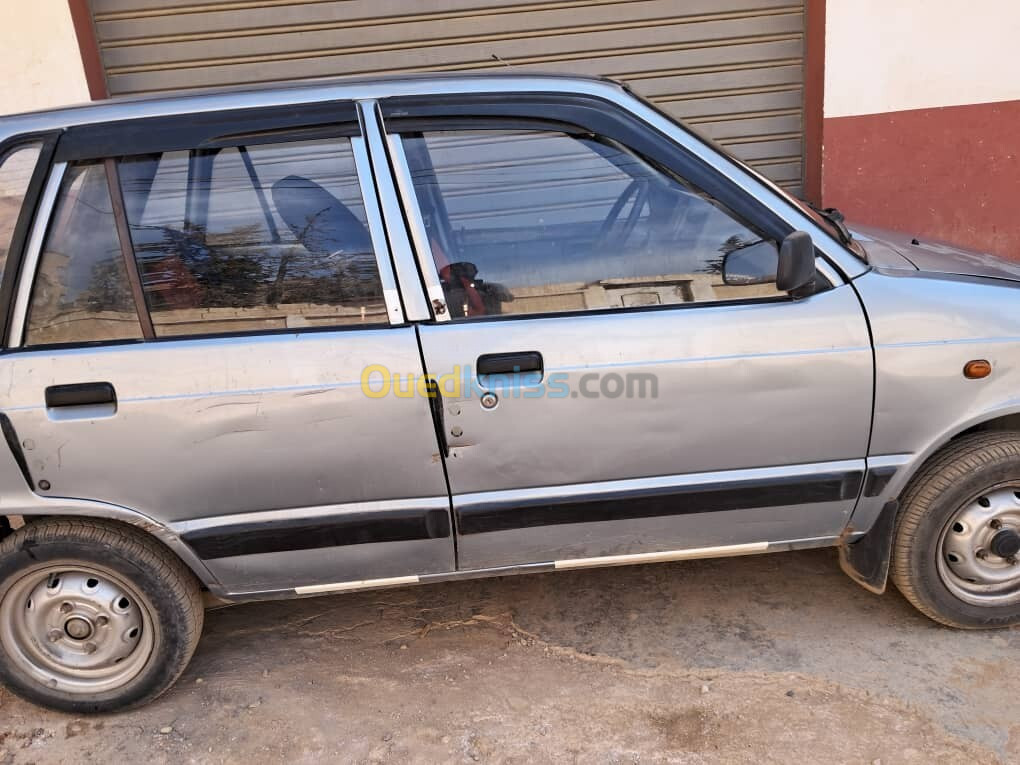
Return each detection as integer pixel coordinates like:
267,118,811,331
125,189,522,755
964,360,992,379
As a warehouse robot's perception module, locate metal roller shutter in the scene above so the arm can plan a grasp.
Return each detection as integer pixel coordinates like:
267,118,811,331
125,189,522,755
89,0,807,194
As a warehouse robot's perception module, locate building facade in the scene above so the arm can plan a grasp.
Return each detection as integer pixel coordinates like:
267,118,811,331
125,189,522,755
4,1,1017,259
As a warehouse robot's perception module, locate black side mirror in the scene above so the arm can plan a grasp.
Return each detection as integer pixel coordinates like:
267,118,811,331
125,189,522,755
776,230,816,294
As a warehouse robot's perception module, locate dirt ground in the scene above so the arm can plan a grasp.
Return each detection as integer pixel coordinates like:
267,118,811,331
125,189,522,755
1,548,1017,764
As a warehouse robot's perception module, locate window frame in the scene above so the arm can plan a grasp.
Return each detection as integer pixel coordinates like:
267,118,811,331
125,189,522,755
10,107,405,351
0,132,59,349
379,93,833,324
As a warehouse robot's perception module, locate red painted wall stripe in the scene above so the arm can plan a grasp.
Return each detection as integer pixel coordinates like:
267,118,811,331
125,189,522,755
822,100,1020,260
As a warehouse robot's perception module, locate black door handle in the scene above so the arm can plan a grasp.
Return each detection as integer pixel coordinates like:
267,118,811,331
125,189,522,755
45,382,117,408
476,352,543,376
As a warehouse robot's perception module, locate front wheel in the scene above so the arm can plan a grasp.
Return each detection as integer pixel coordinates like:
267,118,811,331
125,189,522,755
0,518,204,713
891,431,1020,628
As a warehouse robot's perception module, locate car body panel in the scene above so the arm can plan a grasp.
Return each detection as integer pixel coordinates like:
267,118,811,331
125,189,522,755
0,73,1018,601
854,225,1020,283
416,286,874,568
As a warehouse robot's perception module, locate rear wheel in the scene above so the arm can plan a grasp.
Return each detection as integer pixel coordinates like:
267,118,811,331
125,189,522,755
0,518,204,712
891,432,1020,628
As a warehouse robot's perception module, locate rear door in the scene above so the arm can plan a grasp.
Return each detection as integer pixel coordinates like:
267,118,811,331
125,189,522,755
0,103,452,595
377,94,874,570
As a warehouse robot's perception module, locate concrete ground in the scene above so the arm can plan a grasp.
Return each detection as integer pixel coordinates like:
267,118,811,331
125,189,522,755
1,548,1017,764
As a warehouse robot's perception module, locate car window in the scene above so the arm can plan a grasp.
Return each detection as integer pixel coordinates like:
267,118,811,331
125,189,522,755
403,129,783,319
25,162,144,346
123,137,386,337
0,142,42,288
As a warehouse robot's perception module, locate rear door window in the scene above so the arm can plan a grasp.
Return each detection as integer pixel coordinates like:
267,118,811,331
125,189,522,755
26,162,144,346
25,132,385,346
124,138,384,337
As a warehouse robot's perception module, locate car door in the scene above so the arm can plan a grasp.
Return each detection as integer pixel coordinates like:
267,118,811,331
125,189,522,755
376,93,874,570
0,102,453,595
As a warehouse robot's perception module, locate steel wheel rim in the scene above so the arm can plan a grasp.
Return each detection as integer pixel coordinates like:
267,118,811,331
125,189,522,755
0,563,156,695
937,486,1020,606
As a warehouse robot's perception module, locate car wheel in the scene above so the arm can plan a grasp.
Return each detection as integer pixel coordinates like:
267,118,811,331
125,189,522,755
0,518,204,713
891,431,1020,628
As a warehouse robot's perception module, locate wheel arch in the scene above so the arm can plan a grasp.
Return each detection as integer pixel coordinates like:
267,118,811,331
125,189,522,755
842,413,1020,595
1,507,221,595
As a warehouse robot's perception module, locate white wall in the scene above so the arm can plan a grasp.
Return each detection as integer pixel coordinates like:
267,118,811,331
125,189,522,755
0,3,90,116
825,0,1020,118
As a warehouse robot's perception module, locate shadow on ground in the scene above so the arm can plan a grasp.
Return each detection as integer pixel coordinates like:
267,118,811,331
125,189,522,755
1,549,1017,763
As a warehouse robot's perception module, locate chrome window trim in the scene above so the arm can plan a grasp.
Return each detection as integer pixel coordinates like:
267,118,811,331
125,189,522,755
8,161,66,348
0,76,864,280
350,135,404,325
357,100,432,321
383,133,450,323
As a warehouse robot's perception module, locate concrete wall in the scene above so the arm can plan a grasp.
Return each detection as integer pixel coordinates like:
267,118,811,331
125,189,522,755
821,0,1020,259
0,3,90,116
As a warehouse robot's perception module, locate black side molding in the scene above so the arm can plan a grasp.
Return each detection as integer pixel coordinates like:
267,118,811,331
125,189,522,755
458,470,864,535
839,500,900,595
45,382,116,409
183,507,452,561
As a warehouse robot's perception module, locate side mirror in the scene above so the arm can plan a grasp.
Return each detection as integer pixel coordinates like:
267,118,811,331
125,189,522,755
776,230,816,294
720,231,816,294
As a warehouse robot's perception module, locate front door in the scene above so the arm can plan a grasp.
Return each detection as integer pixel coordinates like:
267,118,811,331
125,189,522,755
0,105,452,594
379,95,873,570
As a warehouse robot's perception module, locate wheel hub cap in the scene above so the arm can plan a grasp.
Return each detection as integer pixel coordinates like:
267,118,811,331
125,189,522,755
0,566,155,694
990,528,1020,559
939,487,1020,606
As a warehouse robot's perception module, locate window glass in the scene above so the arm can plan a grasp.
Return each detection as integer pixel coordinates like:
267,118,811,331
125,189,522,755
404,130,784,319
0,142,42,287
123,137,385,337
26,162,143,346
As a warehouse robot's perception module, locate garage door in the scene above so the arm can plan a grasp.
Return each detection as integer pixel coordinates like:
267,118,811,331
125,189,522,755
88,0,808,195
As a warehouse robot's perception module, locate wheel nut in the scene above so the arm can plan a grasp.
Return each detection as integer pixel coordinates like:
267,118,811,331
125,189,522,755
976,549,988,560
96,616,109,627
60,602,74,614
47,629,63,643
83,642,98,655
990,519,1003,530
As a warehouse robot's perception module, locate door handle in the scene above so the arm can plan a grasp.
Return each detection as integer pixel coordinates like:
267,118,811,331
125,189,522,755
45,382,117,408
476,352,543,376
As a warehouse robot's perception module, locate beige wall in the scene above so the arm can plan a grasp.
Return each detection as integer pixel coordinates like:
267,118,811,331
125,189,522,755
1,3,89,116
825,0,1020,118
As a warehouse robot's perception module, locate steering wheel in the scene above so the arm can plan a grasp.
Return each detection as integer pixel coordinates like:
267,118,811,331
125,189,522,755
597,179,650,251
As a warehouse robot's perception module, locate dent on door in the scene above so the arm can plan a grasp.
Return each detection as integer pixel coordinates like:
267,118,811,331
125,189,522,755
418,285,873,569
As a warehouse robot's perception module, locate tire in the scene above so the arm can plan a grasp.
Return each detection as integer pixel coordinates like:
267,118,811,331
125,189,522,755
0,518,204,713
891,431,1020,629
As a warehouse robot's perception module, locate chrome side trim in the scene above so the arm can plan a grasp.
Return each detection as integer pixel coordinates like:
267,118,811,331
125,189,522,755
220,533,845,602
384,133,450,323
295,574,419,596
169,495,452,536
8,161,66,347
554,542,769,570
454,458,866,510
357,99,432,321
350,135,404,325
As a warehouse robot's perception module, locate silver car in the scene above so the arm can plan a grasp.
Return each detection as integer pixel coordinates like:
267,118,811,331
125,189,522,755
0,73,1018,713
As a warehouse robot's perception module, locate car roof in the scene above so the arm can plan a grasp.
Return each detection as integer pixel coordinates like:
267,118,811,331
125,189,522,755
0,72,628,143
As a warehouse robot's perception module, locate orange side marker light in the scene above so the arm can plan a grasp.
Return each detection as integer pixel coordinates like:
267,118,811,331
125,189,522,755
964,360,992,379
